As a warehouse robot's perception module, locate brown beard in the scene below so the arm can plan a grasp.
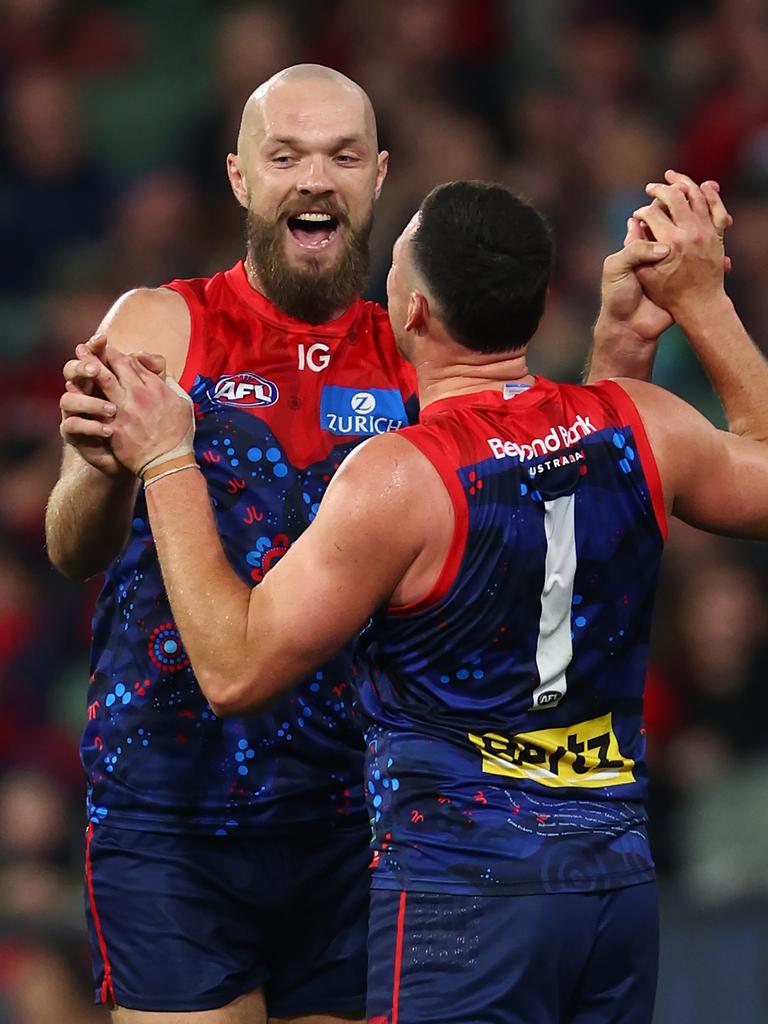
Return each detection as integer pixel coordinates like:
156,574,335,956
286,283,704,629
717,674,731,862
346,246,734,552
245,205,373,324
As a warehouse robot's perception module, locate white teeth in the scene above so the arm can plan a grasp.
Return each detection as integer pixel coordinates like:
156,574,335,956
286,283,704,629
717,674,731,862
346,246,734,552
295,213,333,223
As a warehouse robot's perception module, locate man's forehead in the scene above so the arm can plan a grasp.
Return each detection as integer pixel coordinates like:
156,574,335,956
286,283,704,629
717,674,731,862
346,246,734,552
253,80,371,142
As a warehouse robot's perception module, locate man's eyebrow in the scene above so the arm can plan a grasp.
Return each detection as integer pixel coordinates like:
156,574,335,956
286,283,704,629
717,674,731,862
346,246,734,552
264,134,369,150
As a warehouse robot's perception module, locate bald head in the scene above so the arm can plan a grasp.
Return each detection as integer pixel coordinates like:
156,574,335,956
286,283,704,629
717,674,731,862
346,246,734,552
237,64,378,156
225,63,388,323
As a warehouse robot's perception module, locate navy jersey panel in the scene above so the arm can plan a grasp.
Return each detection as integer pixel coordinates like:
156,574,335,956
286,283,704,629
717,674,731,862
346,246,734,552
83,261,417,834
355,378,664,893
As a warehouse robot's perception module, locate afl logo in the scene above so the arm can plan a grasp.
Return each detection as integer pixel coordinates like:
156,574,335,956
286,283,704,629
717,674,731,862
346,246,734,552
536,691,561,708
351,391,376,414
208,372,279,408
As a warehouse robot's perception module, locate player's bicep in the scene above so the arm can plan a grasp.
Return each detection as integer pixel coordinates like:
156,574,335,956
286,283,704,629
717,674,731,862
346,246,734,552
673,426,768,537
249,439,424,682
617,377,768,537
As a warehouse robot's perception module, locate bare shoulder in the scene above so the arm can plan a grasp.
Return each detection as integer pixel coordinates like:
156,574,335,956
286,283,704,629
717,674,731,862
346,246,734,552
610,376,673,411
97,287,190,379
333,430,443,496
325,430,449,531
611,376,709,433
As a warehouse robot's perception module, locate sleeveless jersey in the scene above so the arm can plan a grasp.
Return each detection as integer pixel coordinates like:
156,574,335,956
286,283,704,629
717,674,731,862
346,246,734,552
354,377,665,894
83,261,417,835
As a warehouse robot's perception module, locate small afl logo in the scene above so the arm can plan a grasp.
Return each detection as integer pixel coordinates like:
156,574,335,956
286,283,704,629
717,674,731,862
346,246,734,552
208,372,279,408
351,391,376,414
537,691,561,707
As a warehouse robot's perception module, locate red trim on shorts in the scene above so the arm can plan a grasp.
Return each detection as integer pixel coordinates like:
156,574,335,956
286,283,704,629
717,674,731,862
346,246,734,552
386,432,469,616
391,890,407,1024
85,824,116,1005
598,380,668,542
164,281,205,394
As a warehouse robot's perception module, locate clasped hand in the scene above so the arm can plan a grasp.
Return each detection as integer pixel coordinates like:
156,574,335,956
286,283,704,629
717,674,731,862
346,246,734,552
60,338,195,479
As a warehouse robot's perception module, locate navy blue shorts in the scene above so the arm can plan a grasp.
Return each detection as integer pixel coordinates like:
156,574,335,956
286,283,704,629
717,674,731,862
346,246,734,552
367,882,658,1024
84,822,371,1015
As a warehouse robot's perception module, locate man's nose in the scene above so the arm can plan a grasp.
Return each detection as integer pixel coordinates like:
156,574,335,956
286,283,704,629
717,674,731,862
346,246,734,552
296,156,334,196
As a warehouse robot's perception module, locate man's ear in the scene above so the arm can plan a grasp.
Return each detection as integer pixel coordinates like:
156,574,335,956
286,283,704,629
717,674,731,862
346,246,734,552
227,154,249,210
375,150,389,200
405,291,430,336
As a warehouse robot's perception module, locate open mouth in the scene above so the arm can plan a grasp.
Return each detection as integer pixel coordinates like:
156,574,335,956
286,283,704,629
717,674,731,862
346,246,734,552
286,211,340,250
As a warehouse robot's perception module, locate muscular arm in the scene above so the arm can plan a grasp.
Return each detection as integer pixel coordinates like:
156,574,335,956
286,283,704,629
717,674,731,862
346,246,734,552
46,447,140,580
142,432,447,715
607,176,768,534
617,377,768,537
633,175,768,442
65,347,446,712
661,290,768,442
45,288,190,579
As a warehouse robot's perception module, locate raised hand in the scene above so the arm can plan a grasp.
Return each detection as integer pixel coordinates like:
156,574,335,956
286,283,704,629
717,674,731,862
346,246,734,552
60,337,125,477
599,218,674,341
60,337,168,476
631,170,732,316
83,345,194,477
587,220,673,382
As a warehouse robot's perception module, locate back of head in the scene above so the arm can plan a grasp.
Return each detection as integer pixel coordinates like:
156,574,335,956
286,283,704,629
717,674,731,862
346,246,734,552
411,181,553,354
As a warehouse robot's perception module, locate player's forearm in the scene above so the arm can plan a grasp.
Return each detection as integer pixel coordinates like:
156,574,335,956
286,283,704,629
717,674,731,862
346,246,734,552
46,456,139,579
144,468,259,713
674,293,768,441
585,319,656,384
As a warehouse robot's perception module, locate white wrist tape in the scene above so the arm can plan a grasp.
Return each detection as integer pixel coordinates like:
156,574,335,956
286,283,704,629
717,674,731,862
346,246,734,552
138,378,196,482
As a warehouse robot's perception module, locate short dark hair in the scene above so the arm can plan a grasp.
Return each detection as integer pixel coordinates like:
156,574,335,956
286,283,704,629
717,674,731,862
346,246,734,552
410,180,553,354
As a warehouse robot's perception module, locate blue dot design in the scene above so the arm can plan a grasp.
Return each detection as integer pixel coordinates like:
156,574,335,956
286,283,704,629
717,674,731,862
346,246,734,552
613,431,636,474
105,681,132,708
235,738,255,775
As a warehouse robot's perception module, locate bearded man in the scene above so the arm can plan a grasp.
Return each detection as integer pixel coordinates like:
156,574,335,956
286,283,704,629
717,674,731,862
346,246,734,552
46,65,414,1024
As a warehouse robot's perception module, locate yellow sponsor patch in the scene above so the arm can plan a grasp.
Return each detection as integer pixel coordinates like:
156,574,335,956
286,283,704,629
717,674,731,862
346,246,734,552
467,713,635,789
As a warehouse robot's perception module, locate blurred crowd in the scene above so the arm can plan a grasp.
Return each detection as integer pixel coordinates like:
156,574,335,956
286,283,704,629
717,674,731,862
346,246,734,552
2,0,768,1019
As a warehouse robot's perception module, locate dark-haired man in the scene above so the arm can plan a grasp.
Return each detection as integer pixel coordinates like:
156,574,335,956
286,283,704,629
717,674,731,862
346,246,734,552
73,173,767,1022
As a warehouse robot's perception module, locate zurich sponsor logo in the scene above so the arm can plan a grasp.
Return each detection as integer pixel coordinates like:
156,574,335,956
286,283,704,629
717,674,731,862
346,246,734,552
320,386,407,436
208,372,279,408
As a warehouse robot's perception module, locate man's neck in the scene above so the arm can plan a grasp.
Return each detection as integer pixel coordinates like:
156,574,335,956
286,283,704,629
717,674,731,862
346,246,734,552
414,351,534,410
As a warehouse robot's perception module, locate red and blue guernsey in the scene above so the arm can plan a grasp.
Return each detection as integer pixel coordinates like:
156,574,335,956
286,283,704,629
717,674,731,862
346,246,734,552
355,377,665,895
83,261,417,835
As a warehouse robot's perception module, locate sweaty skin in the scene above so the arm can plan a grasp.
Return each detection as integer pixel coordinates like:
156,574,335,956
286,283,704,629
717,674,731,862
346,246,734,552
82,175,768,722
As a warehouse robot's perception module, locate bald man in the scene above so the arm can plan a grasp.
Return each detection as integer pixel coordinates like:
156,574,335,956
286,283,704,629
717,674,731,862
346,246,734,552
46,65,689,1024
46,65,413,1024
